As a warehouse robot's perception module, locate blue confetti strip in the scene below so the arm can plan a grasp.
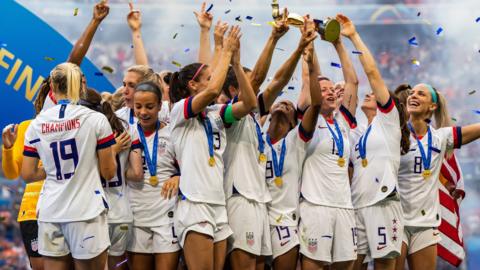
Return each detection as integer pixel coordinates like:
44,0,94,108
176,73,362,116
436,27,443,35
275,47,285,51
352,50,363,55
288,86,294,90
331,62,342,68
184,48,190,53
473,110,480,115
476,17,480,23
206,4,213,13
235,15,242,22
417,12,421,16
246,16,253,20
94,72,103,76
408,36,418,46
225,9,231,14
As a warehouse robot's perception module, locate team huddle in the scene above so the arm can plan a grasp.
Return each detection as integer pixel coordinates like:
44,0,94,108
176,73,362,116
2,1,480,270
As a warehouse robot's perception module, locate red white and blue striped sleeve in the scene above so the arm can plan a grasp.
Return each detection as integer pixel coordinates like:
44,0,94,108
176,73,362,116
23,145,39,158
298,123,314,142
452,126,462,149
131,139,143,150
339,105,357,129
377,96,396,114
183,96,197,119
97,133,116,150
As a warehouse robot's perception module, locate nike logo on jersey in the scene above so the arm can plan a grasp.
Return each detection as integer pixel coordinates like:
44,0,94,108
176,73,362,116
280,240,290,247
172,240,178,244
377,245,387,250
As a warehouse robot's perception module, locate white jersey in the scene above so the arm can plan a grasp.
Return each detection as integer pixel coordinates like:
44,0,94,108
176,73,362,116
102,125,141,224
24,103,114,222
41,90,57,113
266,125,311,226
350,98,401,208
170,97,227,205
224,114,270,203
128,124,178,227
398,126,461,227
301,106,356,209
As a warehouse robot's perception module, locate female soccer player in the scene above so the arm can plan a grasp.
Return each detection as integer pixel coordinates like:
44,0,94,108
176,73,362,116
298,16,359,270
21,62,116,270
338,14,409,270
1,2,110,269
169,26,258,270
265,22,321,269
126,81,181,270
80,89,144,270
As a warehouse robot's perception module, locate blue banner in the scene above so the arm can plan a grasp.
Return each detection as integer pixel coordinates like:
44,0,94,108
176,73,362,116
0,1,114,129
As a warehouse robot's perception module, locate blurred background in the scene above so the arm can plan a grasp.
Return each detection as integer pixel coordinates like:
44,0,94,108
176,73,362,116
1,0,479,269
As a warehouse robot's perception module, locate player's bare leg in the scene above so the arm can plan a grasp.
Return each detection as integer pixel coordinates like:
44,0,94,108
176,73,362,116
353,254,367,270
394,242,407,270
155,251,180,270
43,255,72,270
29,257,45,270
273,246,299,270
331,260,354,270
127,252,153,270
183,231,214,270
301,256,327,270
230,248,256,270
374,257,396,270
214,239,228,270
74,249,108,270
407,244,436,270
255,255,265,270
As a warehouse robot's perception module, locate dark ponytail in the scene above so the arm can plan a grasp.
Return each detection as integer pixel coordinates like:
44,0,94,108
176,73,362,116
34,77,51,116
169,63,206,103
391,91,410,155
81,88,126,134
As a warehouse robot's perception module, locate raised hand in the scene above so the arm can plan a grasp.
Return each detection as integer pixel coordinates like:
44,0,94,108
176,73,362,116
214,20,229,47
271,8,289,40
127,2,142,32
298,15,317,49
303,42,314,63
93,0,109,22
2,124,18,149
193,2,213,30
223,26,242,53
112,131,131,155
336,14,356,38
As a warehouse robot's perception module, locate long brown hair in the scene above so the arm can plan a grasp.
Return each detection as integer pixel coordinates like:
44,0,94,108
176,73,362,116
34,77,51,116
169,63,205,103
81,89,126,134
391,92,410,155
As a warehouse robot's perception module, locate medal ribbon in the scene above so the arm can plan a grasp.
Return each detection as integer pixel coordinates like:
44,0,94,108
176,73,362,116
358,125,372,161
201,114,215,161
408,123,432,171
326,119,344,158
129,108,134,125
266,134,286,178
137,121,159,178
252,115,265,156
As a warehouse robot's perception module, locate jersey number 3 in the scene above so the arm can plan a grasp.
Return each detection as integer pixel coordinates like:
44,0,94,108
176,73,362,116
49,139,78,180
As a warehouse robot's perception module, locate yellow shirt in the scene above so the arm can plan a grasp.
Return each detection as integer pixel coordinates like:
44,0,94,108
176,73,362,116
2,120,44,222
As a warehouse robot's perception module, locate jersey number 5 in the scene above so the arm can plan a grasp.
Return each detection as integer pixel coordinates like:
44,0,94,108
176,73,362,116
49,139,78,180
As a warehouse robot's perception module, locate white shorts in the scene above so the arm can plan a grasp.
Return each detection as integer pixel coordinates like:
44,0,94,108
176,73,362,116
38,213,110,260
108,223,131,256
270,225,299,259
127,224,181,254
355,198,403,261
226,196,272,256
299,201,357,263
403,226,441,255
174,198,232,248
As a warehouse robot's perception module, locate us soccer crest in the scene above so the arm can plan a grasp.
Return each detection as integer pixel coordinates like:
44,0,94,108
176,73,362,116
307,238,317,253
31,238,38,252
246,232,255,246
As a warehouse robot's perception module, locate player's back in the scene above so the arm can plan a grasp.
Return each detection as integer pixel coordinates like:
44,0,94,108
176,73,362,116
26,103,113,222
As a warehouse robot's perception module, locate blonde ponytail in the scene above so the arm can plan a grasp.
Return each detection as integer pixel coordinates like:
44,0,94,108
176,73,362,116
432,91,452,129
50,62,83,104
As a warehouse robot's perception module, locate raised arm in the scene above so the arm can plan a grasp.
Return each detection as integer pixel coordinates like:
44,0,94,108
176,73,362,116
298,58,311,111
261,17,317,112
194,2,213,64
338,14,389,106
461,124,480,146
67,1,109,65
210,20,229,70
190,26,240,114
127,2,148,65
2,124,21,179
300,40,322,133
332,33,359,116
230,39,257,119
249,8,289,94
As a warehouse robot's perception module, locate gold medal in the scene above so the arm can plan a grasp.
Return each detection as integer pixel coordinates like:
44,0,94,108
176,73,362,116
337,157,346,167
422,169,431,179
208,156,216,167
274,177,283,188
362,159,368,168
259,153,267,163
149,175,159,186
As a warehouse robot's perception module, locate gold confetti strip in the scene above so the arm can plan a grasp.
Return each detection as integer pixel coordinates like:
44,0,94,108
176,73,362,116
171,61,182,68
44,56,55,61
101,66,114,74
74,8,79,16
